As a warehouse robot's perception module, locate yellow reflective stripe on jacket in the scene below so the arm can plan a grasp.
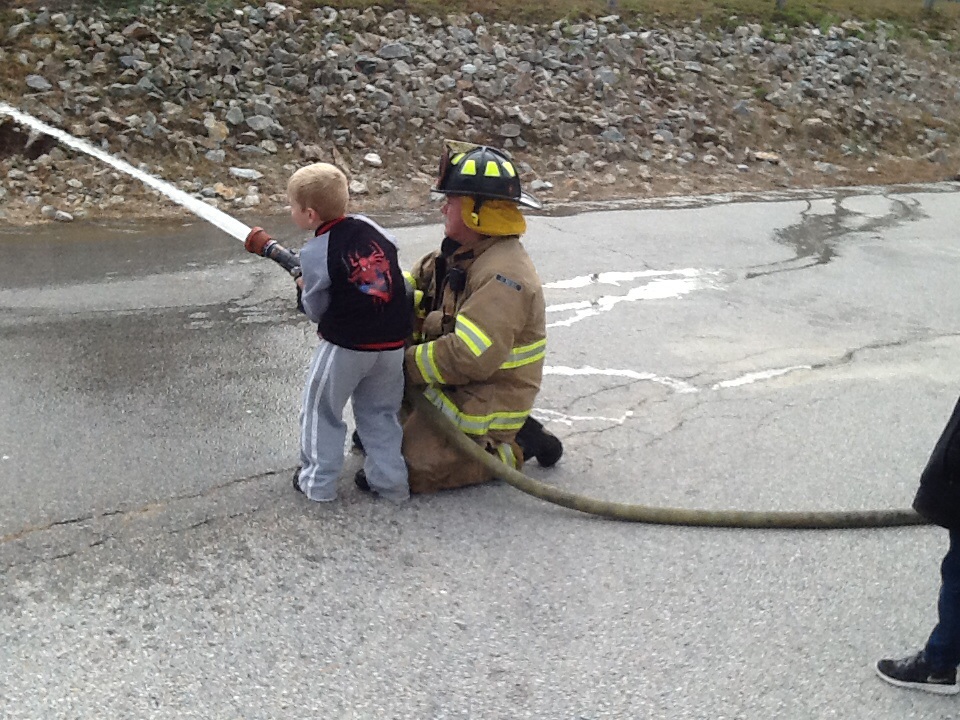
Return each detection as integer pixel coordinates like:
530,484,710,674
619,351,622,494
454,315,493,357
499,338,546,370
415,342,445,385
497,442,518,469
423,387,529,436
402,270,418,290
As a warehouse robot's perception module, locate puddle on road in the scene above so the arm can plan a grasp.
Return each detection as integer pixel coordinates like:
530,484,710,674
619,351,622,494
4,300,308,408
744,191,926,279
544,269,718,328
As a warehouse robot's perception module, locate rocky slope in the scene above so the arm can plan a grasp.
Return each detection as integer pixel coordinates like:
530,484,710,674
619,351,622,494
1,2,958,226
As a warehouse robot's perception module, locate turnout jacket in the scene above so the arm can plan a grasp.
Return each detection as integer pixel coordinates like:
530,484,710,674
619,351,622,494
404,235,546,443
299,214,410,351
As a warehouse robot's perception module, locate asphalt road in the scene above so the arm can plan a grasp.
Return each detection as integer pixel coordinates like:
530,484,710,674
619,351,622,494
2,182,960,718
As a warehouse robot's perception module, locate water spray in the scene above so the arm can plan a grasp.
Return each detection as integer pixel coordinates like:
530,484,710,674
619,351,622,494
0,103,925,529
0,102,252,242
0,102,303,276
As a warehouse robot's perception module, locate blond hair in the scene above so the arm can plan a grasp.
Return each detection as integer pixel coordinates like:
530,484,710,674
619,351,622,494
287,163,348,221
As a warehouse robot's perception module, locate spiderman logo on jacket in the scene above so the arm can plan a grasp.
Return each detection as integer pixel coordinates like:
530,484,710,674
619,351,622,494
346,241,392,302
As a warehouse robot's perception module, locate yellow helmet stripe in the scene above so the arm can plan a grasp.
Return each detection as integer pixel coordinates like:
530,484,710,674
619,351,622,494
484,161,501,177
460,159,477,176
502,161,516,177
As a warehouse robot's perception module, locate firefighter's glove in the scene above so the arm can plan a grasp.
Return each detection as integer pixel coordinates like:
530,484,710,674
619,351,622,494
421,310,444,339
402,271,428,320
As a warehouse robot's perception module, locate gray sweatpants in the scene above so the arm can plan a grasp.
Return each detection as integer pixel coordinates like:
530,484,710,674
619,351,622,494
296,339,409,503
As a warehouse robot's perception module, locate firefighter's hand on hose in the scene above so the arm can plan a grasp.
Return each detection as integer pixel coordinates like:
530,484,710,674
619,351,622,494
244,226,272,256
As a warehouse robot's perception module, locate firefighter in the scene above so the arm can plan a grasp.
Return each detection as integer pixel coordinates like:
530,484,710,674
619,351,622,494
395,141,563,493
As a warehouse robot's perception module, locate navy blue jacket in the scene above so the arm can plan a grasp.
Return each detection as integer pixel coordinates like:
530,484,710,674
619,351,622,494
913,396,960,528
299,214,410,351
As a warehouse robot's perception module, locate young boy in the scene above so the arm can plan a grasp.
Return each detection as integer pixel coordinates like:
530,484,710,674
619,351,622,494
246,163,411,503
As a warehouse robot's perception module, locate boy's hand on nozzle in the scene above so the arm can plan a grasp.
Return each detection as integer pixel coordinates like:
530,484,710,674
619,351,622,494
245,226,273,256
295,275,306,315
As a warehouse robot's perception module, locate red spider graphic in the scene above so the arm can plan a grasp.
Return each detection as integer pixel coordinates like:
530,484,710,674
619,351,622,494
346,242,392,302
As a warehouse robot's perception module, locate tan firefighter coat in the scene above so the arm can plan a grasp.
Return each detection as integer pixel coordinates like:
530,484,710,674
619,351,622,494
402,235,547,493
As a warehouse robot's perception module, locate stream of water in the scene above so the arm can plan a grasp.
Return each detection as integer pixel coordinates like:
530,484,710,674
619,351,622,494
0,102,252,241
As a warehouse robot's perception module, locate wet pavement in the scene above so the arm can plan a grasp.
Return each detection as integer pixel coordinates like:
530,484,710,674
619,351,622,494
2,182,960,718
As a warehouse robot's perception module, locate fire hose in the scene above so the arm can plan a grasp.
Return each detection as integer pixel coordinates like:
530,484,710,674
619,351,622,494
248,232,927,530
0,102,924,529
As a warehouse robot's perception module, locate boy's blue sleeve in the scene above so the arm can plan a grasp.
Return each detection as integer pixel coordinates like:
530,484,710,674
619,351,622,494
298,238,331,323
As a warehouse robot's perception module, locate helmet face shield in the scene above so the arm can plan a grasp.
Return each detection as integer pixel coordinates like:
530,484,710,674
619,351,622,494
433,139,541,209
517,190,542,210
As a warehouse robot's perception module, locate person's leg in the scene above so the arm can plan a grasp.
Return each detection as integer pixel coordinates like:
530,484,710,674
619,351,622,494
925,528,960,668
876,528,960,694
351,349,409,503
401,404,511,493
297,340,354,502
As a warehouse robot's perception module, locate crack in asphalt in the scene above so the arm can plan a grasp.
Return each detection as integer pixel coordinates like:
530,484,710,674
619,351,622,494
641,415,690,449
169,507,263,535
562,377,651,411
0,468,287,548
810,332,960,371
539,333,960,441
3,506,266,570
694,331,960,391
549,331,960,415
6,333,958,560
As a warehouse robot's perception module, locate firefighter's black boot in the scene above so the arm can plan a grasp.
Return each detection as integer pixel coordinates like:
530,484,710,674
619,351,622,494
536,430,563,467
515,416,563,468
